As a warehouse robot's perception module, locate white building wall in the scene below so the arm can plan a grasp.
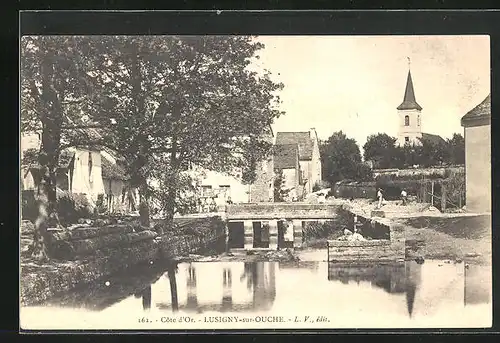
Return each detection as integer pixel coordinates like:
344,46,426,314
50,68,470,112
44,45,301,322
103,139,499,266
464,124,491,213
71,149,105,204
397,109,423,146
198,169,250,204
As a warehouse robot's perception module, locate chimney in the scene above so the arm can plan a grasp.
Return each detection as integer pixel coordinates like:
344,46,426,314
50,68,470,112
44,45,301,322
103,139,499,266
309,128,318,139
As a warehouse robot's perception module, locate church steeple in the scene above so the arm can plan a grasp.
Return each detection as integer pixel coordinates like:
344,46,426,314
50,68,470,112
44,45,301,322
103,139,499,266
397,62,422,111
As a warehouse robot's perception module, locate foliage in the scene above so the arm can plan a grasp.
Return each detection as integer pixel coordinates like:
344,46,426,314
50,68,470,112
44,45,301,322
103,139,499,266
56,192,93,226
312,180,330,192
446,133,465,165
320,131,373,184
363,133,399,169
85,36,283,225
273,169,290,202
443,171,466,209
21,36,99,260
21,190,38,222
363,132,465,169
94,194,108,216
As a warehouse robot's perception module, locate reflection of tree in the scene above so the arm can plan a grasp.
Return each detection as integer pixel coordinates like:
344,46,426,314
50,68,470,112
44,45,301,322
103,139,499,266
222,268,233,311
328,262,422,317
186,264,198,310
405,262,422,318
142,285,151,310
240,262,276,310
167,263,179,313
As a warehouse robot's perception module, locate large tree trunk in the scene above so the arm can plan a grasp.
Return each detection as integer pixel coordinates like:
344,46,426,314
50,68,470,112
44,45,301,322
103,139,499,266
163,183,177,232
138,180,151,229
29,54,64,261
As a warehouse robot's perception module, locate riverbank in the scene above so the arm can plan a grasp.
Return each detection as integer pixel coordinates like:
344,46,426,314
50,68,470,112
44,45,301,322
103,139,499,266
20,216,226,306
344,198,491,265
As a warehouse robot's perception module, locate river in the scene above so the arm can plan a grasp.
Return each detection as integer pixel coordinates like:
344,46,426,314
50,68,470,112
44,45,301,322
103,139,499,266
20,257,491,330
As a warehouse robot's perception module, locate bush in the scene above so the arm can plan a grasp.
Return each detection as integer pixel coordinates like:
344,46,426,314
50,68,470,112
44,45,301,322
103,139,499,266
21,190,38,222
57,192,93,226
312,180,330,192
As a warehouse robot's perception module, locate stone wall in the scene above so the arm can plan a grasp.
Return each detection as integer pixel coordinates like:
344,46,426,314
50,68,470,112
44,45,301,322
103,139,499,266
250,156,274,203
226,203,342,220
373,165,465,178
20,216,226,306
327,208,405,263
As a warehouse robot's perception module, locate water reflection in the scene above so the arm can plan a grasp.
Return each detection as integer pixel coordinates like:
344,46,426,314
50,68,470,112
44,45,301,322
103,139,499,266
159,262,277,313
465,264,492,306
327,262,421,317
37,259,491,323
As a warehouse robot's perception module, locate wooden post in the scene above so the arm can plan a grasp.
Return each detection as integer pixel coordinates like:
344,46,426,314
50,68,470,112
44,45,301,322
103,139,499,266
244,220,253,250
292,219,303,248
269,219,278,250
431,181,435,207
441,182,447,212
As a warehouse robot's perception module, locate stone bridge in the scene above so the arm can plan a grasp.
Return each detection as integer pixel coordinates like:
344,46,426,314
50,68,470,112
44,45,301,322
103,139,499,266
225,202,343,251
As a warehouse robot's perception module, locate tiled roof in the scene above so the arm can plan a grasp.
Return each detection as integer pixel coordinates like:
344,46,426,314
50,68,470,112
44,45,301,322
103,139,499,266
275,132,313,160
101,155,129,180
397,70,422,111
274,144,299,170
421,133,446,145
461,94,491,124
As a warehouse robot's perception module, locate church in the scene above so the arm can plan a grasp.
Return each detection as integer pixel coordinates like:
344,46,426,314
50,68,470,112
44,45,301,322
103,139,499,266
396,63,446,147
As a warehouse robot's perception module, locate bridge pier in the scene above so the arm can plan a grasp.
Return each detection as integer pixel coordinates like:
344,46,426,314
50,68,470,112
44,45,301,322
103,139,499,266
225,203,342,251
269,220,278,250
243,220,254,250
292,220,303,248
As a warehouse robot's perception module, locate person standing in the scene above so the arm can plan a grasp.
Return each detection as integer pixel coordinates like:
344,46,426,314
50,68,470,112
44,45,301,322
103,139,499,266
377,188,384,209
401,189,408,206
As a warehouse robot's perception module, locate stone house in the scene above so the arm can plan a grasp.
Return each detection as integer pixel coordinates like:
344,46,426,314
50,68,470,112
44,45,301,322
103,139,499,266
100,150,138,214
273,144,302,200
20,133,136,213
461,94,491,214
275,128,322,196
192,127,275,207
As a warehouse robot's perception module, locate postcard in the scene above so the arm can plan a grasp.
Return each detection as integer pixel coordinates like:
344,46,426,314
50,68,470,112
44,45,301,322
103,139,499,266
20,33,491,331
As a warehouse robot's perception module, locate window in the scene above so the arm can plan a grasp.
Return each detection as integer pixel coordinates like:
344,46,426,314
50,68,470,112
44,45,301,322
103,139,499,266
201,185,212,197
417,115,421,126
219,185,231,200
405,136,410,143
404,115,410,126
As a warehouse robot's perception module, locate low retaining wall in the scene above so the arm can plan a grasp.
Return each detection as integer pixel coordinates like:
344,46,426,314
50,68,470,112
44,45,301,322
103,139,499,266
327,205,405,263
20,216,226,306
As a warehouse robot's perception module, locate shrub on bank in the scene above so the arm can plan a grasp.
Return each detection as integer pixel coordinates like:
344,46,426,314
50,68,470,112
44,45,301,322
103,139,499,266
21,190,93,226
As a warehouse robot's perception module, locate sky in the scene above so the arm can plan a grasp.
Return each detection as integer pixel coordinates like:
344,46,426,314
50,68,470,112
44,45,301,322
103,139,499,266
251,35,490,151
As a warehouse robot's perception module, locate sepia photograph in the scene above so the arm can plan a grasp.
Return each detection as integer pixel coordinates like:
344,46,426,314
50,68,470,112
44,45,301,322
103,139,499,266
19,34,491,330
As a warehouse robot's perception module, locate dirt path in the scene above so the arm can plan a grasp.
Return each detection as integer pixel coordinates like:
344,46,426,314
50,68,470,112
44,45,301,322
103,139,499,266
398,215,491,265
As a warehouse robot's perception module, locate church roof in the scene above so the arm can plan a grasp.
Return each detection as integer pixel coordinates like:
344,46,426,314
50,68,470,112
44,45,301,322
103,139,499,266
397,70,423,111
461,94,491,126
420,133,446,146
275,132,313,160
273,144,299,170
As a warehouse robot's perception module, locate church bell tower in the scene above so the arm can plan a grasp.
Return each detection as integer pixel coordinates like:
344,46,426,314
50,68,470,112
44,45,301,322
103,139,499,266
397,58,423,147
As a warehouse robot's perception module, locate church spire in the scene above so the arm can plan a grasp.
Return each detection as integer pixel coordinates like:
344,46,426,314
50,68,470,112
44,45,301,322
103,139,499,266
397,60,423,111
